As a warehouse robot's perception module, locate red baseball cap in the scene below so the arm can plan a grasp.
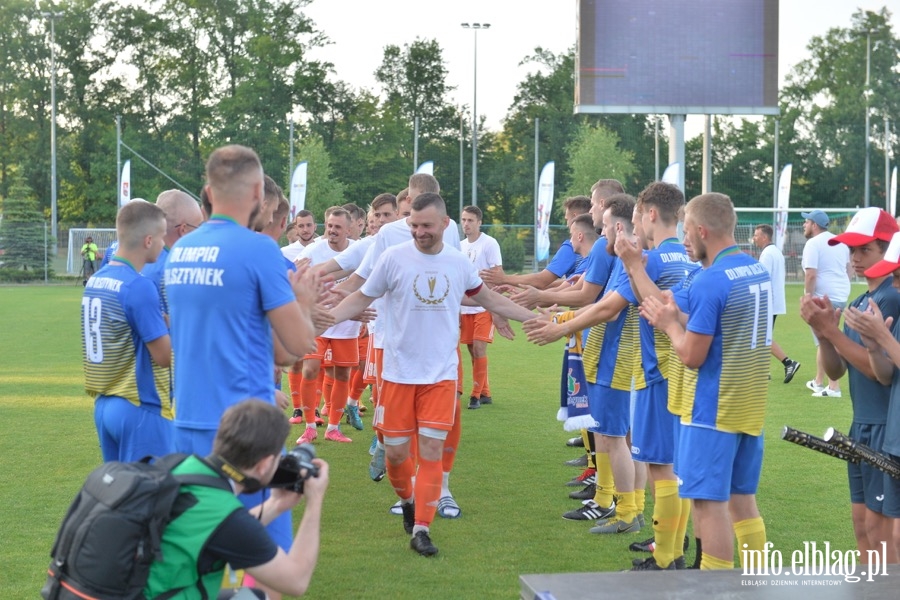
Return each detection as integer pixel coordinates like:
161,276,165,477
864,231,900,278
828,207,898,247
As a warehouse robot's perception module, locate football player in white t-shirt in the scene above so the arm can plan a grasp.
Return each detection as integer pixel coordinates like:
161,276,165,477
329,193,537,557
458,205,503,409
281,209,317,261
296,208,358,444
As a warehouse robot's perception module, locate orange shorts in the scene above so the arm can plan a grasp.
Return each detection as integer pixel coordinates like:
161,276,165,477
460,311,495,344
375,379,457,437
304,337,359,367
363,337,379,384
357,327,368,366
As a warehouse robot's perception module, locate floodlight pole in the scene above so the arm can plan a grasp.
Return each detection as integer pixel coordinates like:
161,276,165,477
886,117,891,210
116,116,121,206
864,30,872,208
773,119,780,220
289,117,294,182
459,109,464,222
42,11,63,242
461,22,490,207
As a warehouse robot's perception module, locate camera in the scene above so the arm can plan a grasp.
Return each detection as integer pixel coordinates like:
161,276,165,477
269,443,319,494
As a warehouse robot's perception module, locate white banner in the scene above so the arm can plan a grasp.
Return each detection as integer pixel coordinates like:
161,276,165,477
289,161,308,219
415,161,434,175
775,164,792,253
535,161,555,262
891,166,897,218
119,160,131,207
661,162,680,188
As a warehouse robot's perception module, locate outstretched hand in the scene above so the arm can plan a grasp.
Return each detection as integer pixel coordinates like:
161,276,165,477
492,313,515,340
479,266,507,286
510,285,541,310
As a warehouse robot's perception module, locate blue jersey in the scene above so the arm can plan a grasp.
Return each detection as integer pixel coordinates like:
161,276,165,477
547,239,584,279
141,246,170,315
582,236,616,293
583,261,637,390
81,263,171,417
668,263,703,417
618,239,692,387
682,248,771,435
100,241,118,268
845,279,900,425
165,219,296,430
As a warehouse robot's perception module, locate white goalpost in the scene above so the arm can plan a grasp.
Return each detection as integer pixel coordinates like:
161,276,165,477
66,228,117,274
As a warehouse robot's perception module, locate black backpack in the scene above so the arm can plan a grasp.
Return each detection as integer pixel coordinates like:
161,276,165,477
41,454,231,600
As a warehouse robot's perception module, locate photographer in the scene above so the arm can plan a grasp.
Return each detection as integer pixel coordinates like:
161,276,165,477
80,236,99,283
145,399,329,599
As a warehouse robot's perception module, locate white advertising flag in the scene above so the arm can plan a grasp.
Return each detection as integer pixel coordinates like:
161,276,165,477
415,161,434,175
535,161,555,262
891,167,897,218
775,164,792,253
661,162,680,188
289,161,308,219
119,160,131,207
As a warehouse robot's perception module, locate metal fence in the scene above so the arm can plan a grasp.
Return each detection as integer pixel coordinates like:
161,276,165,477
20,206,864,284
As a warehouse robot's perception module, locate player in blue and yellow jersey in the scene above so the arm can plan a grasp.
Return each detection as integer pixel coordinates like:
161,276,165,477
615,192,705,567
641,193,770,570
82,200,172,462
526,194,643,535
615,183,692,569
512,183,622,495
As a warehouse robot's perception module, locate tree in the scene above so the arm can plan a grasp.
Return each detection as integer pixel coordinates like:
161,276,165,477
374,38,458,139
779,8,900,208
0,174,52,277
293,135,345,218
563,123,636,201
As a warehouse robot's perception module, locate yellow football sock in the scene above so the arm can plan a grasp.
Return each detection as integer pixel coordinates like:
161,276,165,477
651,480,681,568
676,498,691,556
593,451,616,507
701,553,734,570
582,430,596,469
635,487,646,514
615,491,637,522
734,517,767,569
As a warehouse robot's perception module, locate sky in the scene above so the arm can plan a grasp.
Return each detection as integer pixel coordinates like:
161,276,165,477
302,0,900,135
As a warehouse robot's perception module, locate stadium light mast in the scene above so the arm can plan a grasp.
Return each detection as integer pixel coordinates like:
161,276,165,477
461,22,490,208
864,29,873,208
42,11,63,243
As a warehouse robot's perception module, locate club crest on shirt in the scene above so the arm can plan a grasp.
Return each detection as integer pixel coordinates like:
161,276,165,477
412,273,450,305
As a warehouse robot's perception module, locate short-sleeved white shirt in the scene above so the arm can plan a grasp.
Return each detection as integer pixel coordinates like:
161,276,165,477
460,233,502,315
360,240,482,384
758,243,786,315
356,216,462,281
335,236,376,271
281,239,314,262
801,232,851,303
305,239,358,339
